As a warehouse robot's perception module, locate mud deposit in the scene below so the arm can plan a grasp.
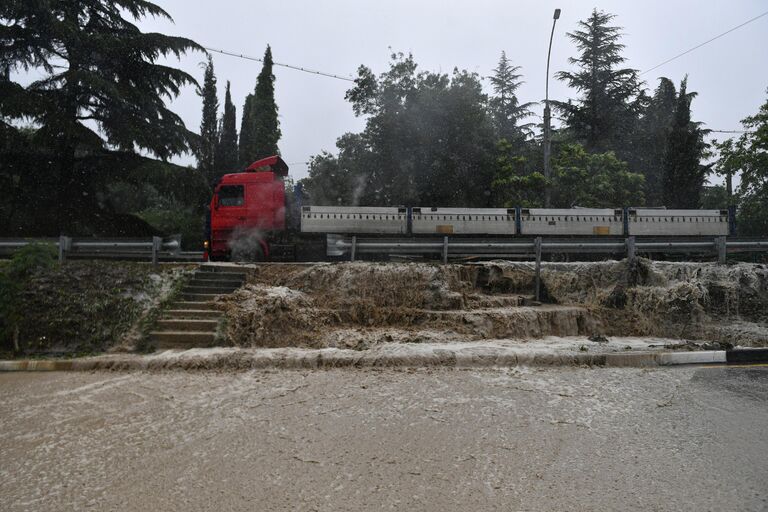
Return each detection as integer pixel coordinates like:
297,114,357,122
2,368,767,511
215,260,768,349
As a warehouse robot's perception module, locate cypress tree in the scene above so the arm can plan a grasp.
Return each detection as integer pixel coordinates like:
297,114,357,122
662,78,708,208
240,45,281,164
556,9,642,155
197,56,219,183
238,93,254,167
215,81,238,176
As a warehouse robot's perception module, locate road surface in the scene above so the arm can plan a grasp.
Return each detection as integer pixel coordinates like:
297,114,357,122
1,366,766,511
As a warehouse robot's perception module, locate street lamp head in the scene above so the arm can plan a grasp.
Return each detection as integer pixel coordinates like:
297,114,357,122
553,8,561,20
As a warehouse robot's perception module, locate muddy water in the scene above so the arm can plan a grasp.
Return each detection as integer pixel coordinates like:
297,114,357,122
1,368,767,511
215,260,768,348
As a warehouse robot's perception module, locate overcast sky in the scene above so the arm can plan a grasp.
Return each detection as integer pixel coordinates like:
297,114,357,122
137,1,767,180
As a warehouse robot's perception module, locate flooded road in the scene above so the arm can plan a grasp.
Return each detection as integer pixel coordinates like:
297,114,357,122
1,367,767,511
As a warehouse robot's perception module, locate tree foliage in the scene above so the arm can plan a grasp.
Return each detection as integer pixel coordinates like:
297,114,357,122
633,78,677,205
662,78,709,208
238,93,255,167
315,53,496,207
551,144,644,208
715,90,768,235
197,56,218,183
555,9,642,155
0,0,202,232
239,45,281,165
491,139,545,207
489,52,535,144
215,80,239,177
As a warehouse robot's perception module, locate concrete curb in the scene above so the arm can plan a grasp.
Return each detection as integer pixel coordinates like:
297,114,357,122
1,346,765,372
726,347,768,364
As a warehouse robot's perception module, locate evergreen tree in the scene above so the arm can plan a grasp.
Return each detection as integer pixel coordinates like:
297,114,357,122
238,93,254,166
239,45,281,164
488,52,535,143
215,80,238,176
0,0,202,231
251,45,281,160
197,56,219,183
662,78,708,208
636,77,677,205
556,9,642,155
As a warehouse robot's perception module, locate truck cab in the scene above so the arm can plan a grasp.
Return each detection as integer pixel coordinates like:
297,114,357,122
205,156,289,261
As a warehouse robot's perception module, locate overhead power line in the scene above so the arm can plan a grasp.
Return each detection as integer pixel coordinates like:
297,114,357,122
204,46,355,82
641,10,768,75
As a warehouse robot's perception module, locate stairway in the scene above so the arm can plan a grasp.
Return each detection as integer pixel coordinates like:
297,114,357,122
149,265,246,349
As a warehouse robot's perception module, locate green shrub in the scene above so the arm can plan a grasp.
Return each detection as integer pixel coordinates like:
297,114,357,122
0,243,57,352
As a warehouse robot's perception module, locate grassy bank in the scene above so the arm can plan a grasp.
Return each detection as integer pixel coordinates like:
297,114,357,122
0,252,190,357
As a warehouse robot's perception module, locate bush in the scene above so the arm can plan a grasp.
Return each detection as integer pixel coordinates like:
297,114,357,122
0,243,57,352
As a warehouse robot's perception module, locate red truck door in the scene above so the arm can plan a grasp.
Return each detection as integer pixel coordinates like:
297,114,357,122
212,183,247,234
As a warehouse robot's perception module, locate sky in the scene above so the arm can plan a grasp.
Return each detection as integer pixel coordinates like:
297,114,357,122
71,1,768,181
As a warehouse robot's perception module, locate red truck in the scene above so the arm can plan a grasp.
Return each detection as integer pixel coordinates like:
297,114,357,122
204,155,294,261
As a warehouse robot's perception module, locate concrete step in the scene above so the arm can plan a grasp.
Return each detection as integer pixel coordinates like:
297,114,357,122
184,285,240,295
182,293,224,302
155,319,219,332
150,331,217,349
186,279,244,289
199,265,247,274
165,309,222,319
170,301,218,311
193,272,246,282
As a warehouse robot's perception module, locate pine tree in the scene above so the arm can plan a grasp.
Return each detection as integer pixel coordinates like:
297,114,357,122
556,9,642,155
488,52,534,143
215,81,238,176
239,45,281,164
0,0,202,230
662,78,708,208
197,56,219,183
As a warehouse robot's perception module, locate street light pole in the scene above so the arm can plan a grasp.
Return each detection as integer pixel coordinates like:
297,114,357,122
543,8,561,208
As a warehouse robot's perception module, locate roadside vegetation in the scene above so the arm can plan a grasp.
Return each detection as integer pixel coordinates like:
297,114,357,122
2,3,766,242
0,245,188,357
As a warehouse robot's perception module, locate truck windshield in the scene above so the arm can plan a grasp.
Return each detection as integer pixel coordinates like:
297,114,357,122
218,185,244,207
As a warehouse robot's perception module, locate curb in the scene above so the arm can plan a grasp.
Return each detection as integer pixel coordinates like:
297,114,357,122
1,347,766,372
725,347,768,364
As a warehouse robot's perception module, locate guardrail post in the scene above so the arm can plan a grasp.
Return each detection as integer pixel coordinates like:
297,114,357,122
715,236,727,264
442,236,449,264
58,236,71,264
350,236,357,262
534,237,542,302
626,236,636,265
151,236,162,267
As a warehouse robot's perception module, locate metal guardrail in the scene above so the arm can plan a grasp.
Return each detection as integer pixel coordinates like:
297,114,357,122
331,235,768,265
0,236,195,265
